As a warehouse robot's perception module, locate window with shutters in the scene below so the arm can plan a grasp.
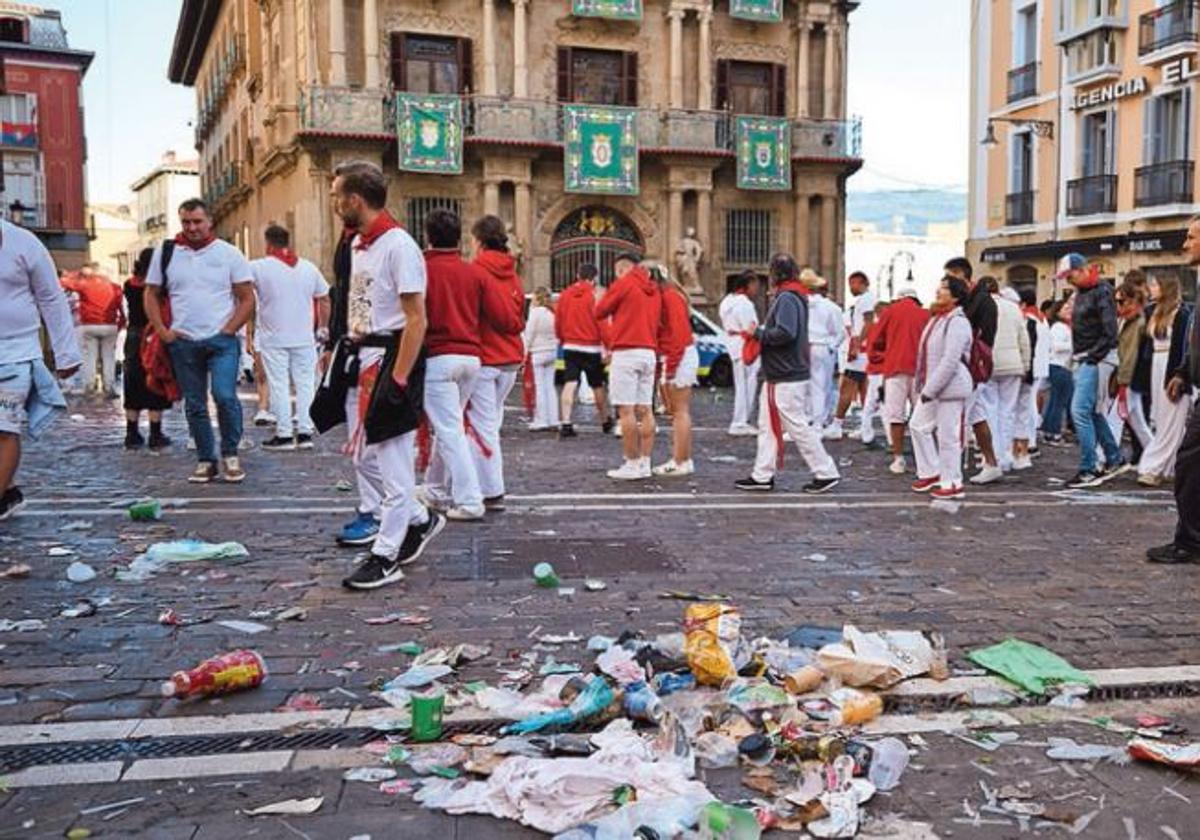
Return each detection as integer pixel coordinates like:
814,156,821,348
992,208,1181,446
390,34,474,94
715,60,786,116
406,197,463,249
557,47,637,106
724,209,775,265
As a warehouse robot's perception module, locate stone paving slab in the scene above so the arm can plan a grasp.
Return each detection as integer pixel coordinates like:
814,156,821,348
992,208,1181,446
121,750,293,782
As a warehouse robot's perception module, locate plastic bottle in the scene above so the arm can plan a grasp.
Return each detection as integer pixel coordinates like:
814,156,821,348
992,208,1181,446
128,499,162,521
533,562,559,588
831,688,883,726
867,737,910,791
698,802,762,840
161,650,267,699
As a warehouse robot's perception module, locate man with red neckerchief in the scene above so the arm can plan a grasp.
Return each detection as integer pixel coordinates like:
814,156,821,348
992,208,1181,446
735,253,840,494
144,198,255,484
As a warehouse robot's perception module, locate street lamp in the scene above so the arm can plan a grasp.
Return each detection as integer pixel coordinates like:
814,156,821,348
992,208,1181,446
981,117,1055,146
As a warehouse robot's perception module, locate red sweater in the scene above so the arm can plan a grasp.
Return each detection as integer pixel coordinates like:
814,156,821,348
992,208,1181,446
872,296,931,377
474,249,526,366
555,280,604,347
657,287,694,377
595,265,662,352
423,249,522,358
61,273,123,326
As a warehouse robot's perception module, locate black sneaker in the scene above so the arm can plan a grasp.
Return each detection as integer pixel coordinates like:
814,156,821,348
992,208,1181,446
124,429,145,449
295,433,315,450
484,495,506,512
1146,543,1200,564
1066,470,1104,489
262,435,297,451
559,424,577,439
803,477,841,494
342,553,404,590
0,486,25,520
397,511,446,566
601,418,614,435
734,476,774,492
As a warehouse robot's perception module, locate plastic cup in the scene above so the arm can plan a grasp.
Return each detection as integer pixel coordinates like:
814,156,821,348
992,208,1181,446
128,499,162,521
411,692,445,742
532,562,559,588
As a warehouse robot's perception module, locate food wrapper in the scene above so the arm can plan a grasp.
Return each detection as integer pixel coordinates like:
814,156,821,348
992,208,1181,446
1128,738,1200,770
817,625,936,689
683,603,749,687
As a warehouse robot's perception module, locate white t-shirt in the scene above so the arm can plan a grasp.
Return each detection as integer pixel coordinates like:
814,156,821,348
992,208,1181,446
843,288,877,372
808,294,845,348
146,239,253,341
348,226,426,364
0,220,79,366
250,256,330,349
719,293,757,359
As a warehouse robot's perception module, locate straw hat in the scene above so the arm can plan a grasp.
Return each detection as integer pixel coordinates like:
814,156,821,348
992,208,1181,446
799,268,827,290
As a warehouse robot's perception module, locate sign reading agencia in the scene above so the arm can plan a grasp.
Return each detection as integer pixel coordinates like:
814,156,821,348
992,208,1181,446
1070,57,1199,111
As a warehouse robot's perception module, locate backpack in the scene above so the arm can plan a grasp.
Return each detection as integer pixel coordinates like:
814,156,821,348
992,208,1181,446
967,329,993,385
140,241,181,402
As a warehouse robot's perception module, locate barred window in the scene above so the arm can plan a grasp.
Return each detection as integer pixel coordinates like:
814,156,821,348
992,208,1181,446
405,197,463,248
724,209,774,265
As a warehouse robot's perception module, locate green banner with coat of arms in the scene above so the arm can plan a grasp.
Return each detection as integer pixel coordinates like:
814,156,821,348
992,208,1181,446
730,0,783,23
396,93,463,174
572,0,642,20
735,115,791,191
563,105,639,196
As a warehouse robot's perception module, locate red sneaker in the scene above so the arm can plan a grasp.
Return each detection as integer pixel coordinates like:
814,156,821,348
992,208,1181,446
930,485,964,500
911,476,940,493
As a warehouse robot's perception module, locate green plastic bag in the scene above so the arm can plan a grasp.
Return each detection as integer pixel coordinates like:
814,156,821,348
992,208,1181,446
967,638,1094,695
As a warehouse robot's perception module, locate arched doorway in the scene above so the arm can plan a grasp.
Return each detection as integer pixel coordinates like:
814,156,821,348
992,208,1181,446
550,206,643,290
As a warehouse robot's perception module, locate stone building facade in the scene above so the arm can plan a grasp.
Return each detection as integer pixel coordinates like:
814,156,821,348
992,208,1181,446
169,0,862,302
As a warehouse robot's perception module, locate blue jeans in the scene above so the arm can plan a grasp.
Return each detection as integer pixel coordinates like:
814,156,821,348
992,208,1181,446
167,333,243,462
1042,364,1073,436
1070,361,1121,473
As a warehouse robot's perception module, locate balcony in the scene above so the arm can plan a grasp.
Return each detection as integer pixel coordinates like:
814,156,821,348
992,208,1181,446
1065,29,1122,83
1057,1,1127,45
1138,1,1199,58
1135,160,1194,207
1007,62,1039,103
1067,174,1118,216
1005,190,1036,226
298,86,390,136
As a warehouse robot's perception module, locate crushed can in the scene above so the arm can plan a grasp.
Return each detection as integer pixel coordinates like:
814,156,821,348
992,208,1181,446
622,681,664,724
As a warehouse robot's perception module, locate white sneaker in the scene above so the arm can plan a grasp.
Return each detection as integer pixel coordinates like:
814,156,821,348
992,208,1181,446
414,485,449,513
727,424,757,437
888,456,907,475
969,464,1004,485
607,461,648,481
446,505,485,521
614,424,624,438
652,459,694,477
253,409,276,426
637,458,652,478
1012,455,1033,471
822,422,844,441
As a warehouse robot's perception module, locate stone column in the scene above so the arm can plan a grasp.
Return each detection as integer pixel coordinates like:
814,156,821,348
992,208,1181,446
824,21,836,119
329,0,346,86
363,0,380,88
515,180,533,279
668,187,684,265
514,0,529,97
793,191,810,267
821,192,837,280
483,179,500,216
796,21,810,118
698,9,713,110
482,0,497,95
668,9,685,109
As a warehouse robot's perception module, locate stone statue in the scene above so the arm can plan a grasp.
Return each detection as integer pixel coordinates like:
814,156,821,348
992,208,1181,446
506,222,525,273
674,226,704,294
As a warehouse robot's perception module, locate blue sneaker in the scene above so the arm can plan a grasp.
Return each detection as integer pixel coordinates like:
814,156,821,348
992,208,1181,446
338,511,380,546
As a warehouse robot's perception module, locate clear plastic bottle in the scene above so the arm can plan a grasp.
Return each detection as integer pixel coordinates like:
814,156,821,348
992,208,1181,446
867,737,910,791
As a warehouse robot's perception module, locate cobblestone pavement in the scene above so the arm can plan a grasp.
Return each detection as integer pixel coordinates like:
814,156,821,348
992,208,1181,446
0,388,1196,838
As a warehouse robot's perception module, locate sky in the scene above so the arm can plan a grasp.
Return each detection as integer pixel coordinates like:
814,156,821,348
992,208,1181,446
64,0,967,204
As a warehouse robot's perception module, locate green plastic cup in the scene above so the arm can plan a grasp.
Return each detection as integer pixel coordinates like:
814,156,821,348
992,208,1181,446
533,562,559,588
128,499,162,521
411,692,445,742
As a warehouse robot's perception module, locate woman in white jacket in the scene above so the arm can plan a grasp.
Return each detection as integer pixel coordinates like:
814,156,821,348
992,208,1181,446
979,286,1031,477
911,276,975,500
523,287,560,430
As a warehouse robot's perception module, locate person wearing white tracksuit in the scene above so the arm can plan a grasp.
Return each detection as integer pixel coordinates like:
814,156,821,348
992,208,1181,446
801,269,844,429
719,271,761,435
524,287,560,431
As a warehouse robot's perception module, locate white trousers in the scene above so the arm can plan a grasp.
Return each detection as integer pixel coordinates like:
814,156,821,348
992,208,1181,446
260,344,318,436
910,398,965,489
860,373,884,443
1013,378,1045,444
466,366,518,498
1139,352,1193,478
345,387,426,559
79,323,118,393
752,380,839,482
882,374,915,426
423,354,482,509
730,358,760,428
808,345,837,426
530,350,560,428
991,375,1022,468
1106,387,1152,450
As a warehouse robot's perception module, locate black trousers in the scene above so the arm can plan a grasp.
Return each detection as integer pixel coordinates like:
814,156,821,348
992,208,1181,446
1176,401,1200,550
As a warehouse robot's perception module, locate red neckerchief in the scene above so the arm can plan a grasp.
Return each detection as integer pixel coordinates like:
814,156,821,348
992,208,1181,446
773,280,810,297
174,232,216,250
127,274,145,290
353,211,401,251
1071,265,1101,290
267,246,298,267
1021,303,1044,321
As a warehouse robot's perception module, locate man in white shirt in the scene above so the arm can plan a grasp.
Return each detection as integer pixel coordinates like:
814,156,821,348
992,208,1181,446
801,269,844,428
144,199,255,484
718,270,760,435
329,160,443,591
826,271,877,439
0,219,80,519
251,225,330,451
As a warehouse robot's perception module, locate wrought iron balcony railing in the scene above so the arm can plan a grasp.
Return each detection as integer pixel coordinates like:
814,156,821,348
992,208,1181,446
1067,174,1118,216
1138,0,1199,55
1134,160,1194,206
1005,190,1036,226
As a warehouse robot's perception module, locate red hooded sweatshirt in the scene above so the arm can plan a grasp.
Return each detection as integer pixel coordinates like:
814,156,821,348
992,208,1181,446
657,286,694,378
473,249,526,366
424,249,522,358
595,265,662,352
871,295,931,377
555,280,604,348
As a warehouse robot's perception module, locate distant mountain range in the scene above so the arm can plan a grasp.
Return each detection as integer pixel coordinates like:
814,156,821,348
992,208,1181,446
846,189,967,237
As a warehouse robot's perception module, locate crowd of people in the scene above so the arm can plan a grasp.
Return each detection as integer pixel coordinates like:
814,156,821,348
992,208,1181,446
0,163,1197,581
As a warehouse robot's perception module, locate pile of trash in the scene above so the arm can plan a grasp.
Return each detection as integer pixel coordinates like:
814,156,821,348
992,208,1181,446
357,604,951,838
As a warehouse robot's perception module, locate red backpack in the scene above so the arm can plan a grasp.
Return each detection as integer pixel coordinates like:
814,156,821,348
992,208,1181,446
967,329,994,385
